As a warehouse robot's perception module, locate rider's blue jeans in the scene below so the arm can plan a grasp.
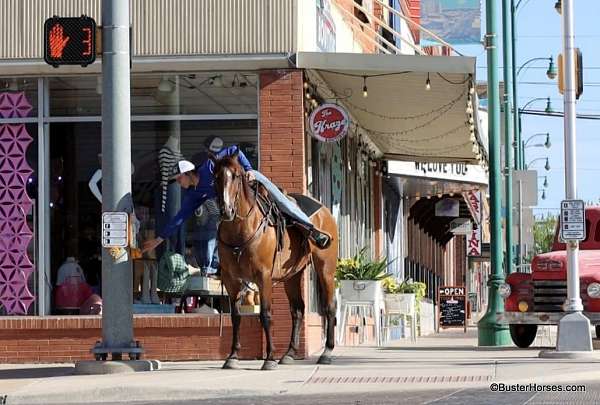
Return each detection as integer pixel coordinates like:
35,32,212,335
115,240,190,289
251,170,313,229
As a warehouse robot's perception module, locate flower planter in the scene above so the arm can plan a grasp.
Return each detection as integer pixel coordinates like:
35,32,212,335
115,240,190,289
339,280,383,303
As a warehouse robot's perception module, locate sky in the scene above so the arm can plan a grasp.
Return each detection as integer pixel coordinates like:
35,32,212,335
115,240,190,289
454,0,600,217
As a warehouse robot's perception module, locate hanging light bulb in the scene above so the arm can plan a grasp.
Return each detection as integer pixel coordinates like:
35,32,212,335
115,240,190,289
469,85,475,95
362,76,368,98
303,81,309,89
466,104,473,114
425,73,431,91
470,132,476,142
472,143,479,153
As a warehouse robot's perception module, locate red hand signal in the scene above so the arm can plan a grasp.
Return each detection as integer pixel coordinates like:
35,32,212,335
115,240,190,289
49,24,70,58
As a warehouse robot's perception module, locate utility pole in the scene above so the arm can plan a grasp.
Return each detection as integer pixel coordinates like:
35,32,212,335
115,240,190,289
541,0,593,356
502,0,514,275
510,0,520,171
478,0,511,346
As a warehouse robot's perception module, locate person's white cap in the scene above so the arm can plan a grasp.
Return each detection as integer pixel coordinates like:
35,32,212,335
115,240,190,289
171,160,195,179
205,136,224,153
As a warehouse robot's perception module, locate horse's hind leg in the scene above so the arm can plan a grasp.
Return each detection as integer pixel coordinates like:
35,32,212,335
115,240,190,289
313,250,337,365
257,274,278,370
221,273,243,369
279,271,305,365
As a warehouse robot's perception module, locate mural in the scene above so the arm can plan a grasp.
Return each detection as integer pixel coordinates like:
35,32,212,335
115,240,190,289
0,92,35,314
421,0,481,46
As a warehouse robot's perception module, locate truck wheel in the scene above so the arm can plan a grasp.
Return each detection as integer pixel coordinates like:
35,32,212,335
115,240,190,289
509,324,538,348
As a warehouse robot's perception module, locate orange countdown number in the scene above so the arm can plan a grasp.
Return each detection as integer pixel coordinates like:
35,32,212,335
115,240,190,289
82,27,92,56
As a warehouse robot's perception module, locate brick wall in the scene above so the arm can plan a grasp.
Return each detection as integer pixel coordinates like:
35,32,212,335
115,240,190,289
259,69,313,358
0,315,263,363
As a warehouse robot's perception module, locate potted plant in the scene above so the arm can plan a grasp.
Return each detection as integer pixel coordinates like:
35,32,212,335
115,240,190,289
382,277,427,337
336,248,393,303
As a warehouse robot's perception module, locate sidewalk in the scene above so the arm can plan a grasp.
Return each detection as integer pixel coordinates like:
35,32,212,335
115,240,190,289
2,327,600,404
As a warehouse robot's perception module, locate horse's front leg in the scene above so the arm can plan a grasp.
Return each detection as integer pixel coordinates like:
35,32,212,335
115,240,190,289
258,275,277,370
221,274,243,369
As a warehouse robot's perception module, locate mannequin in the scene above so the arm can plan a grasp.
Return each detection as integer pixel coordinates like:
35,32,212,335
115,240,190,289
158,133,183,213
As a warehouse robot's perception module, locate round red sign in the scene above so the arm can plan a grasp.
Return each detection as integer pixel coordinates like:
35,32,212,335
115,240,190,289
308,103,349,143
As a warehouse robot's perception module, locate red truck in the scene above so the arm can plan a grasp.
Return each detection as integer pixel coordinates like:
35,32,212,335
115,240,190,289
499,206,600,348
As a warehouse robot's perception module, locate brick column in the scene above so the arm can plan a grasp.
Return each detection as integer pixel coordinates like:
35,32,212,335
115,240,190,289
259,69,308,358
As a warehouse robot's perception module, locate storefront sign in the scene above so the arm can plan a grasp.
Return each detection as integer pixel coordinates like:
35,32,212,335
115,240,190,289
309,103,349,143
387,161,488,185
438,285,467,332
102,212,129,248
463,190,482,224
467,227,482,257
316,0,336,52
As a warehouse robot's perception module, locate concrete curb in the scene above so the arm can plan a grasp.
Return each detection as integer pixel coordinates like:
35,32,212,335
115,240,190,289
73,360,161,375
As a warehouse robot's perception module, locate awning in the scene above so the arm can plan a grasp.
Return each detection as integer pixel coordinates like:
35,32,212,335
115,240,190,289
294,52,485,164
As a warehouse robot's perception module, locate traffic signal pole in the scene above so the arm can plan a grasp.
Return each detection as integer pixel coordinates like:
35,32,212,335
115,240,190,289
540,0,593,357
478,0,511,346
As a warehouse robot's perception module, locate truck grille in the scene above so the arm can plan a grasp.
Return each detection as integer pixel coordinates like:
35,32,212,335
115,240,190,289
533,280,567,312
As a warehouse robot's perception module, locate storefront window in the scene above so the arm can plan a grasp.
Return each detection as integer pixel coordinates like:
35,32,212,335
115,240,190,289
48,74,258,117
0,85,38,315
49,119,258,314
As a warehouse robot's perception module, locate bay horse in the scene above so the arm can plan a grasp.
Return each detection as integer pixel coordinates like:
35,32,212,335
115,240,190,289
213,151,338,370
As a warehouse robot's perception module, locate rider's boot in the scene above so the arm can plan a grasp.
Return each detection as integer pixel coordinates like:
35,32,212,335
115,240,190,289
308,227,332,250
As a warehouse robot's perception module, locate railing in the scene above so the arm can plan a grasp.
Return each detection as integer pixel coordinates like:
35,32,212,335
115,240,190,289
332,0,462,57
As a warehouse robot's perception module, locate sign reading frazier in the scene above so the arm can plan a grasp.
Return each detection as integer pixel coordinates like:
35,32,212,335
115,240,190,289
102,212,129,248
560,199,586,241
438,285,467,332
308,103,349,143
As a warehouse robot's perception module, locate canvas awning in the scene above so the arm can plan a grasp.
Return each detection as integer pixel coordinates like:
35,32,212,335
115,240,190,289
294,52,486,164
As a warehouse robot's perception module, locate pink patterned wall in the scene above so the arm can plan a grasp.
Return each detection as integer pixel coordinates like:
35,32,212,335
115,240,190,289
0,92,35,314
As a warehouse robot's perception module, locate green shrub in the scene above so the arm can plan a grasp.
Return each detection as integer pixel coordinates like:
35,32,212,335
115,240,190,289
335,248,394,282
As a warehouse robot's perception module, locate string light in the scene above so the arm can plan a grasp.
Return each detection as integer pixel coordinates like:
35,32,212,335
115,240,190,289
362,76,368,98
305,90,311,99
303,81,309,89
425,73,431,91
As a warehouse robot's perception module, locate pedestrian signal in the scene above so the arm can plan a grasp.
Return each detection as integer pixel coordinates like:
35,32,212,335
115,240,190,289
44,16,96,67
557,48,583,100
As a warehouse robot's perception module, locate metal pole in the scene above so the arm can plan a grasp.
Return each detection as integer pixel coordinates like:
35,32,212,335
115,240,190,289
478,0,511,346
518,179,523,272
541,0,593,356
502,0,514,274
100,0,135,357
510,0,520,170
562,0,582,313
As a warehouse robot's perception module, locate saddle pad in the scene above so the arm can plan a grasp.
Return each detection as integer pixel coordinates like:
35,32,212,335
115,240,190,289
289,193,323,218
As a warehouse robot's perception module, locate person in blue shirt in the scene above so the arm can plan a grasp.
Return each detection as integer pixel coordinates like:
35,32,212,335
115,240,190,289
142,143,331,256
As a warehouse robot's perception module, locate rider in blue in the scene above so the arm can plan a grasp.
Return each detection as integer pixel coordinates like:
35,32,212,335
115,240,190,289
142,140,331,257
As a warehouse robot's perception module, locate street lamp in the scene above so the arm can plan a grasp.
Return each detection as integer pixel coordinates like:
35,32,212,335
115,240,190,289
517,98,553,169
517,56,557,80
538,189,546,200
526,157,550,171
524,133,551,149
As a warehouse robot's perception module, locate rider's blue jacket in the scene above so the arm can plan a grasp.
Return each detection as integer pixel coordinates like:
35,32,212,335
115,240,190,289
158,145,253,240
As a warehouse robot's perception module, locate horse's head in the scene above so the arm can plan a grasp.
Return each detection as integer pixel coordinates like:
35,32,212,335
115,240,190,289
213,150,247,221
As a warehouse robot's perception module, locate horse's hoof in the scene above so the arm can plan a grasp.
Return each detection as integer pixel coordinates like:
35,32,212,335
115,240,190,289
317,355,332,365
261,360,278,370
279,355,295,365
222,358,240,369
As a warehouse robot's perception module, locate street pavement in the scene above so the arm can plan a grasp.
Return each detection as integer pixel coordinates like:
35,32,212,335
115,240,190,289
2,327,600,404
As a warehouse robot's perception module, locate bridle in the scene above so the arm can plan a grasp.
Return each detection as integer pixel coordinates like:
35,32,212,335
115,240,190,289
217,167,266,262
219,169,257,222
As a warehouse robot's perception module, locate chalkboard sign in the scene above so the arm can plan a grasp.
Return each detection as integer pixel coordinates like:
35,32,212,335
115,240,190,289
438,285,467,332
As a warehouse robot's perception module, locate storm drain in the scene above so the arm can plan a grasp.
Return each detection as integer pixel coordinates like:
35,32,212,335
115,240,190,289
306,375,491,384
